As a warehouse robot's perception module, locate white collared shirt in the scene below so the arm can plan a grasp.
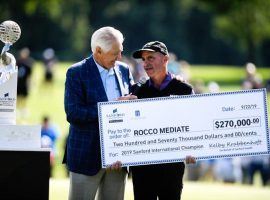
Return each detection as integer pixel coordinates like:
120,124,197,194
94,60,121,101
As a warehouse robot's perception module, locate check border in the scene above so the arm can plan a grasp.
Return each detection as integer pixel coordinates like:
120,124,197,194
98,89,269,167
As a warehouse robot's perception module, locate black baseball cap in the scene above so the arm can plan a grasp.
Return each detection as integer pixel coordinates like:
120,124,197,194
132,41,168,59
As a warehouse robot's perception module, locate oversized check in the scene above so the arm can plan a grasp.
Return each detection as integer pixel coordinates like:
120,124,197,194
98,89,269,168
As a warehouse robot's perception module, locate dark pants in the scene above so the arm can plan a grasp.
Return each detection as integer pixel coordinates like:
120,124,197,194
247,162,269,186
131,162,185,200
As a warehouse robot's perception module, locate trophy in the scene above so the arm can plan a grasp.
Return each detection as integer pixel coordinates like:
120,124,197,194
0,20,21,83
0,20,21,51
0,20,41,149
0,20,21,124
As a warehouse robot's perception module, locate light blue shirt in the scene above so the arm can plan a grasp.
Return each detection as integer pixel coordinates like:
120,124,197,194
94,60,121,101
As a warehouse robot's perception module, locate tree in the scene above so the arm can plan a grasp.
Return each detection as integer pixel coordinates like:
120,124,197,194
0,0,90,60
197,0,270,63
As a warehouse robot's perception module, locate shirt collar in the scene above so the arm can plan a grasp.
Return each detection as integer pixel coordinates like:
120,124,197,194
149,72,173,90
94,58,115,75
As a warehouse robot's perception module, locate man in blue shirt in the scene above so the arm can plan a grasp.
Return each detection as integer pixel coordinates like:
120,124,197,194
64,27,136,200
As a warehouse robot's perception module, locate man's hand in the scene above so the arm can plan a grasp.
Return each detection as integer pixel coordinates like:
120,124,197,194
117,94,137,101
107,161,122,171
185,155,196,164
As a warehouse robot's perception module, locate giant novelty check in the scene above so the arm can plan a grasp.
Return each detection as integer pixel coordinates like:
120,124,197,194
98,89,269,168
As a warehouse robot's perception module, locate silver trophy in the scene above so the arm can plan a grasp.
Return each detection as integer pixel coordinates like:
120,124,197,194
0,20,21,83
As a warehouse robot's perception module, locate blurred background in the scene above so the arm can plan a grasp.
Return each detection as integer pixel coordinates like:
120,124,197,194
1,0,270,65
1,0,270,199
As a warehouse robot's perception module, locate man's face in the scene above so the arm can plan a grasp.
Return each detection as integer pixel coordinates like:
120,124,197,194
98,41,123,69
141,51,168,79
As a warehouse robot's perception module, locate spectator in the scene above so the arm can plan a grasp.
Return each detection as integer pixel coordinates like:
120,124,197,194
17,47,34,97
131,59,148,83
244,156,270,186
167,52,181,76
16,47,34,119
41,116,60,177
213,158,242,183
179,60,191,82
42,48,57,83
208,81,220,93
242,62,263,90
193,79,205,94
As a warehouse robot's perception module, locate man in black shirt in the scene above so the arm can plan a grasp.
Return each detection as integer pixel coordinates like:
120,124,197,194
131,41,196,200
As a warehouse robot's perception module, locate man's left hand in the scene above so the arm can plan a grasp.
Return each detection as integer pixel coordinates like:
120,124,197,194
107,161,122,171
185,155,196,164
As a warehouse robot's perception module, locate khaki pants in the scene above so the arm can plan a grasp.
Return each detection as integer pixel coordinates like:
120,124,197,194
69,169,127,200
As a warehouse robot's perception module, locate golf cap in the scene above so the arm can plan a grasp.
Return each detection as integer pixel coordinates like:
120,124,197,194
132,41,168,59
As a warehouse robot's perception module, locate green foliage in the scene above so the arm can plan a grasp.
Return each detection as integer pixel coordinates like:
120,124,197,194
23,0,62,17
1,0,270,64
0,0,90,59
197,0,270,62
214,1,270,46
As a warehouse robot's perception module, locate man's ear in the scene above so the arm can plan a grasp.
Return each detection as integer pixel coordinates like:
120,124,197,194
164,55,169,63
96,46,102,55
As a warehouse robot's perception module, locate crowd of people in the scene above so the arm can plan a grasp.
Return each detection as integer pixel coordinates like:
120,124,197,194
16,47,57,120
12,26,269,200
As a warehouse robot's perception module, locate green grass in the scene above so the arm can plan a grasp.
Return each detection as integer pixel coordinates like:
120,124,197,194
16,62,70,178
190,65,270,86
182,181,270,200
50,178,270,200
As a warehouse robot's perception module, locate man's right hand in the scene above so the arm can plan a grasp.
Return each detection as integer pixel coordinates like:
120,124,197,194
117,94,137,101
